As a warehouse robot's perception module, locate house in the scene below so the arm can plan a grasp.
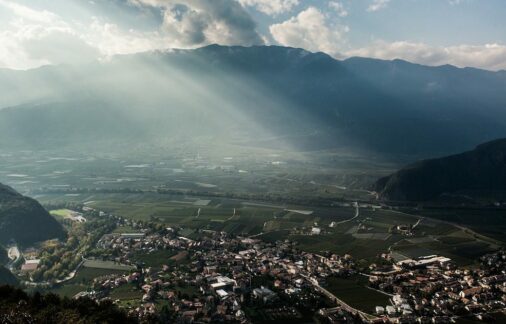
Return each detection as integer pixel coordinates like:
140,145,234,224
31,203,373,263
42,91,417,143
459,287,482,298
210,276,237,291
21,259,40,272
386,305,396,315
252,287,277,303
216,289,229,299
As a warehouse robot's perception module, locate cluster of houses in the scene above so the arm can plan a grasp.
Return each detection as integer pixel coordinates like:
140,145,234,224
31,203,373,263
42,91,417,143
83,225,361,322
368,251,506,323
77,214,505,323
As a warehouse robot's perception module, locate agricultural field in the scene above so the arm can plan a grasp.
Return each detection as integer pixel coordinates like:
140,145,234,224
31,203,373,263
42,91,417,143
82,259,135,271
132,249,178,268
49,209,75,218
109,284,144,301
408,207,506,243
38,192,504,265
47,267,130,298
325,276,391,314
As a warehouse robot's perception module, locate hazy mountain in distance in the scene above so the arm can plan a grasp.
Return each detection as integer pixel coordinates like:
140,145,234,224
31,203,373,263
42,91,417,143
375,139,506,201
0,183,65,246
1,45,506,157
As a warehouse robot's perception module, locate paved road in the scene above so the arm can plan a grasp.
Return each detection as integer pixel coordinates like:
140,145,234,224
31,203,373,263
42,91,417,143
6,245,21,270
8,246,20,261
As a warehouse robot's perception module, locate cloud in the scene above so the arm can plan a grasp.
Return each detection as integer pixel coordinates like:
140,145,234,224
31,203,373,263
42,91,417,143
86,18,169,57
0,0,502,72
0,1,100,69
130,0,264,46
0,0,59,24
367,0,391,12
269,7,348,55
0,0,264,69
328,1,348,17
345,40,506,71
238,0,299,16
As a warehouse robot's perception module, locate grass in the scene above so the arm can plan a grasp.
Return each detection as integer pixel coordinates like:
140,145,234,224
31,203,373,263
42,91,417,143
48,284,87,298
49,209,75,217
48,267,129,298
132,249,177,268
70,267,128,285
325,276,390,314
83,259,135,271
413,208,506,243
41,193,503,265
292,232,400,260
109,284,143,300
112,226,139,234
437,236,475,245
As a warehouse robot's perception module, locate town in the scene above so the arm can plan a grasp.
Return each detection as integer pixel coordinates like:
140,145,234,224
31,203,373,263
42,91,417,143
7,201,502,323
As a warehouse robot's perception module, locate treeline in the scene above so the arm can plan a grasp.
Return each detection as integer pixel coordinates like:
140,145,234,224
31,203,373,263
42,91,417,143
0,285,136,323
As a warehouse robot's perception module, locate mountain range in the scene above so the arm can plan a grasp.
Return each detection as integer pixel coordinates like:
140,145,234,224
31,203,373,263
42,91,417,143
375,138,506,202
1,45,506,158
0,183,65,246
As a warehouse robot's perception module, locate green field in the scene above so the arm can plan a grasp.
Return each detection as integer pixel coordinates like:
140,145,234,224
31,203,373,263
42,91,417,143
38,193,503,264
411,208,506,243
132,249,178,268
83,259,135,271
48,267,129,297
109,284,144,300
325,276,391,314
50,209,74,217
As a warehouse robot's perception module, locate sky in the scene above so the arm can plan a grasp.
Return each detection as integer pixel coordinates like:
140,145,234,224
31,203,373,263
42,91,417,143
0,0,505,70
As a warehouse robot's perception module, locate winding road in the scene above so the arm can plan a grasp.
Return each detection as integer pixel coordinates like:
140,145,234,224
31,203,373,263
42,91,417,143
333,202,360,226
6,245,21,271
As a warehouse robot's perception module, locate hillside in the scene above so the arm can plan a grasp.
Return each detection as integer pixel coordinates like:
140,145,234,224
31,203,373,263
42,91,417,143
0,267,17,286
0,247,7,265
0,45,506,157
0,285,135,323
0,183,65,246
375,139,506,201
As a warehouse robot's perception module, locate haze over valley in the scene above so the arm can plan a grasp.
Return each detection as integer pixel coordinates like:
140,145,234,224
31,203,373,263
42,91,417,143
0,1,505,323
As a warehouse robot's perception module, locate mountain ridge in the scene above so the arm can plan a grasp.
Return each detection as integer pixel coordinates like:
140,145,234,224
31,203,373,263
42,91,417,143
0,45,505,157
0,183,66,246
374,138,506,202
